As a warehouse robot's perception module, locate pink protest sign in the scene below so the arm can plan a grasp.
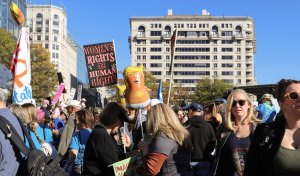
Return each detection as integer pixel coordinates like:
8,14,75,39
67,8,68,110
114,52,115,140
52,83,65,105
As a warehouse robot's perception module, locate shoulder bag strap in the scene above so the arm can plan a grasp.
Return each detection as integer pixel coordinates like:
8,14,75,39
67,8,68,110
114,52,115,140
0,115,30,155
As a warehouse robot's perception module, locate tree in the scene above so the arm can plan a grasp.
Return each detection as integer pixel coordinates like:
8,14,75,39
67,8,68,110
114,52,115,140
0,28,16,68
192,78,233,105
31,44,58,100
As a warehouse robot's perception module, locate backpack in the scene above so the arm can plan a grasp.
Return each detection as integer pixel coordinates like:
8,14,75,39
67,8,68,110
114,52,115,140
0,115,68,176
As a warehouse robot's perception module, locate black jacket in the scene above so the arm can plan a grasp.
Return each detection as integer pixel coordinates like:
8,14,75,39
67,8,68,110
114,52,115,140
187,116,216,161
244,113,286,176
83,124,125,176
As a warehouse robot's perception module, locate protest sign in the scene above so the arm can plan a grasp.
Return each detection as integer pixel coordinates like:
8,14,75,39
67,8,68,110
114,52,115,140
83,42,118,88
52,83,65,105
111,151,144,176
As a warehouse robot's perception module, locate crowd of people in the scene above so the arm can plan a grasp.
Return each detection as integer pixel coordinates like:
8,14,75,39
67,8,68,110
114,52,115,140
1,63,300,176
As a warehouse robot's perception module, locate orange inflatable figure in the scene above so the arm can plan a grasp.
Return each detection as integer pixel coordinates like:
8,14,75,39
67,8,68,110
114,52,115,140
123,65,150,109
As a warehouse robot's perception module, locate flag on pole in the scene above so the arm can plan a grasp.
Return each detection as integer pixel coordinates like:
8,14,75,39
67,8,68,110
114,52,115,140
157,80,163,102
169,29,177,72
10,27,33,104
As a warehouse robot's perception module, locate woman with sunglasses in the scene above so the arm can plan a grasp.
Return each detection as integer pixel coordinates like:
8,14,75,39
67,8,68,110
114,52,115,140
211,89,259,176
245,79,300,176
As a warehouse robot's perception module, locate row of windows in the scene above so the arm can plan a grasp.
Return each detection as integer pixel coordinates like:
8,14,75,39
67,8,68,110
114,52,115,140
174,71,210,76
173,63,210,68
176,48,210,52
174,23,209,29
137,39,243,46
175,55,210,60
135,55,245,61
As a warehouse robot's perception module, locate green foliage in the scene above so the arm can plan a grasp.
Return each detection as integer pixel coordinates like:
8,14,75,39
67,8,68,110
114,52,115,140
0,28,16,68
31,44,58,99
192,78,233,105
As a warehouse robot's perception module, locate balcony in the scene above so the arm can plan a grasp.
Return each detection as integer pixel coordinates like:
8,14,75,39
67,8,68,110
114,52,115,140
210,33,220,40
246,43,253,48
135,34,146,39
233,33,244,40
161,33,171,39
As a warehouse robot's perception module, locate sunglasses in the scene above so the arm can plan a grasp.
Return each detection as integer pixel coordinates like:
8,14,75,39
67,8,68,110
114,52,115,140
232,100,246,107
284,91,300,100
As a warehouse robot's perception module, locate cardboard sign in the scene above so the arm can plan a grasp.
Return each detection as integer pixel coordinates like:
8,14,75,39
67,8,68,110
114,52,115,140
111,151,145,176
83,42,118,88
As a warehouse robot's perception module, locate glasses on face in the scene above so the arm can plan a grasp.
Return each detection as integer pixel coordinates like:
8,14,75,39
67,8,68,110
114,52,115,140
232,100,246,107
284,92,300,100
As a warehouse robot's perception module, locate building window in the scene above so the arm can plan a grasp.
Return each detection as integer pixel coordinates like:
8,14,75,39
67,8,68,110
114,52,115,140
222,63,233,68
150,55,162,60
237,48,241,52
166,48,170,52
142,48,146,52
45,35,49,41
238,79,241,84
237,71,241,76
137,48,140,52
52,44,55,50
54,36,58,42
150,40,161,44
213,55,217,60
214,71,218,76
222,40,233,44
37,35,41,40
237,55,241,60
214,63,218,68
137,40,147,44
213,48,217,52
222,71,234,76
142,63,146,68
237,40,241,44
221,31,233,36
56,53,59,59
222,48,233,52
150,63,162,67
150,48,162,52
237,63,241,68
222,56,233,60
151,71,162,75
166,55,170,60
56,45,59,50
45,43,49,49
137,55,141,60
213,40,217,44
142,55,146,60
150,31,162,36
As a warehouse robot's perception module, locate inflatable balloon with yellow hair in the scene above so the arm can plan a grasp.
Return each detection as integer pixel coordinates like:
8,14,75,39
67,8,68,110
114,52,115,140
116,84,126,108
123,65,150,109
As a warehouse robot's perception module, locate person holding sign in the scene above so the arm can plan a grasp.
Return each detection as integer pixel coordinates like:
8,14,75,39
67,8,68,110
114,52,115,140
139,103,194,175
82,102,131,176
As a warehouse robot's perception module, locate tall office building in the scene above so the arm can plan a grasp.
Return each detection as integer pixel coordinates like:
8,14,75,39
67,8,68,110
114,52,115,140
27,4,88,96
0,0,26,38
129,9,256,90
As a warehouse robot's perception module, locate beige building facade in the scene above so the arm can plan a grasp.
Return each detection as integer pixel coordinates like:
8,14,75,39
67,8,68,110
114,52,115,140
27,5,77,96
129,10,256,89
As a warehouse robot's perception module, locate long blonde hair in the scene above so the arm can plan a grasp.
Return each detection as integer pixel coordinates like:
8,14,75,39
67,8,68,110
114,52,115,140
9,104,29,124
225,89,259,131
22,103,42,142
146,103,189,145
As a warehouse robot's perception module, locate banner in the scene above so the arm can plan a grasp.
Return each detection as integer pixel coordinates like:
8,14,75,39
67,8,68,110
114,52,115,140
111,151,145,176
67,87,76,104
83,42,118,88
52,83,65,105
10,27,33,104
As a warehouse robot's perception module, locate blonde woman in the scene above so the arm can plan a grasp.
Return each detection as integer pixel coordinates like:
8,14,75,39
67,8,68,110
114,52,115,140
211,89,259,176
139,103,194,176
21,103,55,156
